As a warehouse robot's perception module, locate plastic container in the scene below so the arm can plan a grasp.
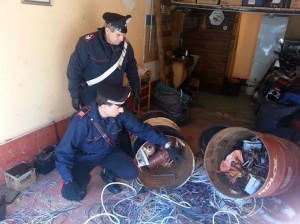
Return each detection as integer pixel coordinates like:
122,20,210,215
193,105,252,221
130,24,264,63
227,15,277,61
204,127,300,198
245,79,258,96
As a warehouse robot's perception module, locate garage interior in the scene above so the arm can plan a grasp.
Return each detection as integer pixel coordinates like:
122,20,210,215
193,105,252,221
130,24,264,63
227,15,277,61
1,0,300,223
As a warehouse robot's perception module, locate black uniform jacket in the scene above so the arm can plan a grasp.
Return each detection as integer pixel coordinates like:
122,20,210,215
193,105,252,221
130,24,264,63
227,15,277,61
55,101,169,182
67,27,140,104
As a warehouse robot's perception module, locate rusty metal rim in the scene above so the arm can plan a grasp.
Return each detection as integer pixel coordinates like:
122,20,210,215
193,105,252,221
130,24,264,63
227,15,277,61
144,117,181,131
204,127,300,199
138,110,172,122
136,135,195,190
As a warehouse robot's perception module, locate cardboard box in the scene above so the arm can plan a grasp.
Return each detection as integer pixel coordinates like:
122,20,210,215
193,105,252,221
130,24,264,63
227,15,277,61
4,163,36,191
290,0,300,8
220,0,242,5
196,0,220,5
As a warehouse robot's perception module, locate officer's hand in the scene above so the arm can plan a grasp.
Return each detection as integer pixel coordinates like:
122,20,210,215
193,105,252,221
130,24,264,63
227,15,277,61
166,146,185,162
61,181,81,201
72,98,82,111
133,90,141,107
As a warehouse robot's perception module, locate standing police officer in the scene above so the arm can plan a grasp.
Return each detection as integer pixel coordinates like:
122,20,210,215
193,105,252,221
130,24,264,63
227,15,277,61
67,12,140,110
55,82,183,201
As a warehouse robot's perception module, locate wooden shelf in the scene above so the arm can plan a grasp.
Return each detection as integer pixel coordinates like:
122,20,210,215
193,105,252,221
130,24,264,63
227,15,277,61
172,0,300,15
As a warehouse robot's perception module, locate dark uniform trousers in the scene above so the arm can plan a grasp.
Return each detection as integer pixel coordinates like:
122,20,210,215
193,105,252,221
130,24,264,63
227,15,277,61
72,147,138,190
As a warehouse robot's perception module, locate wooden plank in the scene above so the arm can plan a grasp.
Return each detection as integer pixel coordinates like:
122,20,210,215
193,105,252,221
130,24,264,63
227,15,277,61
155,0,174,87
155,0,167,84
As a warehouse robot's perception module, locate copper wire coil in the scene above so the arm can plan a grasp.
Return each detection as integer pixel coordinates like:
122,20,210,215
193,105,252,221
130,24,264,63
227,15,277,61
148,149,171,169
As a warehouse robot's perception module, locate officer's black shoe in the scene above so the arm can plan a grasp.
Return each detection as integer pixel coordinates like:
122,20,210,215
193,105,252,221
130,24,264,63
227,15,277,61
79,189,87,200
100,169,122,194
75,174,91,200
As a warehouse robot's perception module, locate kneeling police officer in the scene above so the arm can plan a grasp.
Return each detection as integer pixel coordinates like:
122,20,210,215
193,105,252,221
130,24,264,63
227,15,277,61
55,82,183,201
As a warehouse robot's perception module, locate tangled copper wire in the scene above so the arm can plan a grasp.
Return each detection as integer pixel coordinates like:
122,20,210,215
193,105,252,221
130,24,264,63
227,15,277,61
148,148,172,169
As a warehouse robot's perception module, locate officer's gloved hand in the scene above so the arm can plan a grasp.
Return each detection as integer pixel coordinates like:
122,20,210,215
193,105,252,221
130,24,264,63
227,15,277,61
61,180,81,201
72,98,82,111
133,89,141,107
166,146,185,162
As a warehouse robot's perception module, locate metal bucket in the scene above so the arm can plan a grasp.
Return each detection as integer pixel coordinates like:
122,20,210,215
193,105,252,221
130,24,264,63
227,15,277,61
204,127,300,198
133,111,195,190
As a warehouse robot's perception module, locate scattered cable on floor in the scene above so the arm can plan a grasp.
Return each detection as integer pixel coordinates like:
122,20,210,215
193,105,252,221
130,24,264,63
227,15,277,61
78,157,260,224
258,197,297,224
1,178,82,224
2,156,294,224
2,202,81,224
150,189,192,209
88,182,179,223
83,213,119,224
212,210,240,224
210,189,264,220
100,181,136,223
188,157,210,184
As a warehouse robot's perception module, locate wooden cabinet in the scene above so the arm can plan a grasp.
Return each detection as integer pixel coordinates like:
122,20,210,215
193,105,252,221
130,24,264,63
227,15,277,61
136,69,151,114
139,81,151,112
124,68,152,115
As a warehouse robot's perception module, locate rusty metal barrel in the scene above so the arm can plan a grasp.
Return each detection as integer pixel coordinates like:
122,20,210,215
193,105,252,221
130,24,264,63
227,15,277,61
132,111,195,190
204,127,300,198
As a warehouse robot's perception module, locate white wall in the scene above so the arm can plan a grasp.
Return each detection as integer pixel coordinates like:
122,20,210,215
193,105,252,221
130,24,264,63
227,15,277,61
0,0,145,143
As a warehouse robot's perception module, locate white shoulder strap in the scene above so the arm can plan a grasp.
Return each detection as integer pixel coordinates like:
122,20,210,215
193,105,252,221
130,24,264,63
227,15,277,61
86,41,128,86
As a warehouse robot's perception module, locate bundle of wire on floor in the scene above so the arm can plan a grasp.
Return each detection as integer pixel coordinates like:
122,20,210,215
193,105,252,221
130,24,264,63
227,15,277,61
186,156,264,223
87,182,181,224
85,177,245,223
2,202,81,224
2,179,83,224
1,161,281,223
82,155,267,224
210,189,264,221
188,156,210,184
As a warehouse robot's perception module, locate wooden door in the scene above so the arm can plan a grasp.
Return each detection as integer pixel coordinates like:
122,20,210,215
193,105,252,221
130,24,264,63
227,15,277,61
181,9,241,93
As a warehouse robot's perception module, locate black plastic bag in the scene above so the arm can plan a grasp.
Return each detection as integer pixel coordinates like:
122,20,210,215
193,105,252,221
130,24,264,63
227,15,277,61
153,90,191,126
